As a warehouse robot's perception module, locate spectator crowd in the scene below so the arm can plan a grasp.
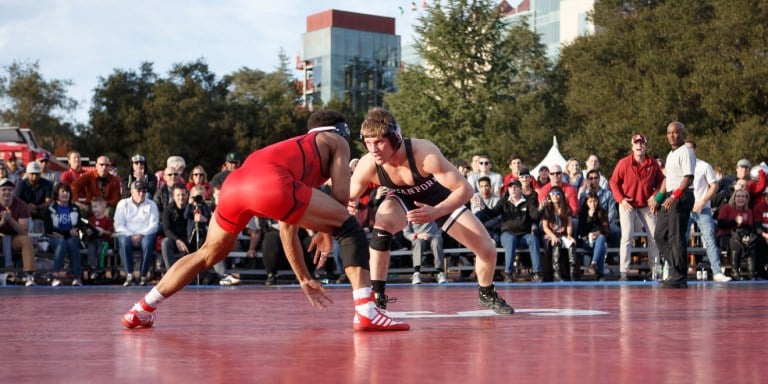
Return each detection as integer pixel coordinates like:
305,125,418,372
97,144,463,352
2,133,768,287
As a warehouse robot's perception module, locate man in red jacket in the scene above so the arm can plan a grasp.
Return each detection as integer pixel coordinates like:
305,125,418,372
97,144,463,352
609,134,665,281
70,155,122,215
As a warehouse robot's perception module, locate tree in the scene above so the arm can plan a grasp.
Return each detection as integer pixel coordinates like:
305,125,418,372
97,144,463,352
225,51,308,154
560,0,768,171
0,60,78,151
85,62,157,163
386,0,560,165
143,59,231,173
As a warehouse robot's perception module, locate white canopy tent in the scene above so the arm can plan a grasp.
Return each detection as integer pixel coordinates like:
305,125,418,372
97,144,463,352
531,136,568,175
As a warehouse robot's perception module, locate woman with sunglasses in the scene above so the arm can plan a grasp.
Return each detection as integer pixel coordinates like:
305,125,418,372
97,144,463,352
185,165,211,200
541,186,579,281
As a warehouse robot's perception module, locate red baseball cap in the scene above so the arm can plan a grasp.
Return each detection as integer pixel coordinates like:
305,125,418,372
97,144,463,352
632,134,647,144
36,152,51,160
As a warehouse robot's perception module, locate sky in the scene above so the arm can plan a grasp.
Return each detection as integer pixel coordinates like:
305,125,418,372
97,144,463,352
0,0,438,124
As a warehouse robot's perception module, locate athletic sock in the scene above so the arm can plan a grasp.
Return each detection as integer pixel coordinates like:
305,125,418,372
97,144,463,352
371,280,386,294
133,287,165,317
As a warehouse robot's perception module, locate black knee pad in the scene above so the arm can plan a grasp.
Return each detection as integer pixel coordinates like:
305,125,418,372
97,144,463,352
333,216,369,269
369,228,393,251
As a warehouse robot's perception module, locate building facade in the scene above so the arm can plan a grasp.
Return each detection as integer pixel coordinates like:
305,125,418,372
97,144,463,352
298,9,401,113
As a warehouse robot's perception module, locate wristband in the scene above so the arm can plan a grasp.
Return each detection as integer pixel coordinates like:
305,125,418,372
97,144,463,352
654,192,665,203
671,189,683,200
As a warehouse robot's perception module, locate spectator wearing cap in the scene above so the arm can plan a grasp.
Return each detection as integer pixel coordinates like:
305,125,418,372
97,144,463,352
518,168,539,202
4,153,24,185
609,133,664,281
210,152,240,189
482,178,543,282
114,180,160,286
122,154,158,200
735,158,767,209
36,152,61,185
14,161,53,220
70,155,122,215
0,178,37,286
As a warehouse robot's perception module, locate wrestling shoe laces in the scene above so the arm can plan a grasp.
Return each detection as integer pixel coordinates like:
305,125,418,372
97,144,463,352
479,287,515,314
353,299,410,332
373,292,396,310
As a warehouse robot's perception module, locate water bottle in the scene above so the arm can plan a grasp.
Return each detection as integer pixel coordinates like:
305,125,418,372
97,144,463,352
651,256,660,281
662,260,669,280
696,270,702,280
702,269,708,281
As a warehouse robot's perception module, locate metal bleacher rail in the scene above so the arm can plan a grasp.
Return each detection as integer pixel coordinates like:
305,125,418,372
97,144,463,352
226,231,713,282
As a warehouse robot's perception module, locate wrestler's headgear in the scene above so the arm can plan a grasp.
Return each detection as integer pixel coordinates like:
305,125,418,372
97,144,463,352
333,121,351,141
360,122,403,151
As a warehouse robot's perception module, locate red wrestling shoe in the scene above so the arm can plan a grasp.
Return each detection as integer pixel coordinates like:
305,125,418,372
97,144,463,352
353,299,410,332
121,309,156,329
121,299,157,329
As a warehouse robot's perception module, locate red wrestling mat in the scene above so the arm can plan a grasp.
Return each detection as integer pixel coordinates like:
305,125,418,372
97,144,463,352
1,282,766,383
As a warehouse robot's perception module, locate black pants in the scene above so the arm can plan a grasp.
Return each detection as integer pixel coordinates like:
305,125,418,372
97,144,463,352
654,190,694,283
262,230,315,276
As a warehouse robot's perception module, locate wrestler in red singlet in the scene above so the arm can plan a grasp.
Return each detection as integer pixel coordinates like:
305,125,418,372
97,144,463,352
215,128,332,233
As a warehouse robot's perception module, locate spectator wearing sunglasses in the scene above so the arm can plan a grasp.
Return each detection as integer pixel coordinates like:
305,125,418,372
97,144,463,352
70,155,123,215
122,154,158,200
466,155,503,196
185,165,211,200
538,164,579,217
154,166,183,217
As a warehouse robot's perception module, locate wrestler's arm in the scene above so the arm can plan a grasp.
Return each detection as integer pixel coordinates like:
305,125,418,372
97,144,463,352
349,154,379,208
321,133,352,206
415,139,473,218
279,222,313,282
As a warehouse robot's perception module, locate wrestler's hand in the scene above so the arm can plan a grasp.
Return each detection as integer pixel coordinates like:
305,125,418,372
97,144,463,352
309,232,333,268
300,280,333,310
407,202,439,224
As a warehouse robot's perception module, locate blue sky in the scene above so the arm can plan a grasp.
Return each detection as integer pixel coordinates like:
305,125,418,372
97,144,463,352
0,0,434,124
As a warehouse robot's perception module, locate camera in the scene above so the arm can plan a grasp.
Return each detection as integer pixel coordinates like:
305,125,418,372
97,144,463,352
192,195,204,204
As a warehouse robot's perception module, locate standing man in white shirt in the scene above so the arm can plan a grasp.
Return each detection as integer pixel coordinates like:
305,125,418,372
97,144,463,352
684,140,731,282
114,180,160,286
652,122,696,288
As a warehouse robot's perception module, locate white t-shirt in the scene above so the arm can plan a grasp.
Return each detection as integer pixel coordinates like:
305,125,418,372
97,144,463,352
664,145,696,191
691,159,717,208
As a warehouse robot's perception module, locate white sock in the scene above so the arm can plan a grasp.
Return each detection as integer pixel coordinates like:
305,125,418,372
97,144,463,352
352,287,372,301
143,287,166,309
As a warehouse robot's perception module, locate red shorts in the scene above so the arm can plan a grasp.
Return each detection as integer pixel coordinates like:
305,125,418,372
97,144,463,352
214,163,313,233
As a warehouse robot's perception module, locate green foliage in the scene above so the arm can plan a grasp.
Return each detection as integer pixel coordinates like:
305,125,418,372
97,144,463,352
386,0,560,168
0,60,78,151
561,0,768,172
